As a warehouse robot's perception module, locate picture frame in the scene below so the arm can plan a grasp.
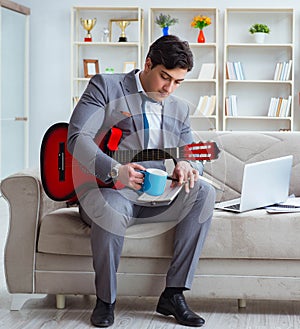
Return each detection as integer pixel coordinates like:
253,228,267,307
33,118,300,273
123,61,136,73
83,59,99,78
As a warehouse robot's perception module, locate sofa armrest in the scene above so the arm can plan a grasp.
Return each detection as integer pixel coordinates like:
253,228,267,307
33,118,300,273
0,168,66,293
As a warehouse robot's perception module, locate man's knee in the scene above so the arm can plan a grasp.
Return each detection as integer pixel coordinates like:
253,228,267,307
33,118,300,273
196,180,216,224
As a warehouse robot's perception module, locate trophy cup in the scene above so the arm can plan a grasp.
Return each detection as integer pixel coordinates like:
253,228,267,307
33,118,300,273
80,18,97,42
117,20,130,42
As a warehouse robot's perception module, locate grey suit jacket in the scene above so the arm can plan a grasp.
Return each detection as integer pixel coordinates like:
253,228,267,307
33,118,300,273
67,70,203,184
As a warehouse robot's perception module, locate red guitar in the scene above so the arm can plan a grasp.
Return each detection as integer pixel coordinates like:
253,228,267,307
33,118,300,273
40,122,220,202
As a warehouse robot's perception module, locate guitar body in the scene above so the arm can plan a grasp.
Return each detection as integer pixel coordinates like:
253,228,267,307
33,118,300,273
40,122,109,202
40,122,220,202
40,122,75,201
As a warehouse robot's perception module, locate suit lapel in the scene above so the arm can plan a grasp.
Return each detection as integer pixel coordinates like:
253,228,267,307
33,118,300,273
120,71,144,149
162,97,177,147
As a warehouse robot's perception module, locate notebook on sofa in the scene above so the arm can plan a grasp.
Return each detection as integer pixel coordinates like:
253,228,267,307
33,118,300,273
215,155,293,213
137,180,183,206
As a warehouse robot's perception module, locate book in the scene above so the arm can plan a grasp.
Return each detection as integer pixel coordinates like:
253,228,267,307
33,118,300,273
225,95,238,116
137,180,183,206
267,96,292,117
226,61,245,80
267,97,276,116
274,60,292,81
226,62,237,80
205,95,216,116
193,96,204,116
276,97,283,117
198,63,215,79
233,62,245,80
225,97,230,116
273,62,281,80
285,95,292,117
194,95,209,116
285,60,292,81
194,95,216,116
137,176,223,206
265,196,300,213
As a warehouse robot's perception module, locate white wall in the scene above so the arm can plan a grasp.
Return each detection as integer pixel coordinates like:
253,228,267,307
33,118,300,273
15,0,300,168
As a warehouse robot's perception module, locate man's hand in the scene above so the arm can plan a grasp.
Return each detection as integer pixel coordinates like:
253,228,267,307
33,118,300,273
171,161,199,193
117,163,146,190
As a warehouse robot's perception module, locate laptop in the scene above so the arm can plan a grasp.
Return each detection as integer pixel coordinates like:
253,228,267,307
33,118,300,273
215,155,293,213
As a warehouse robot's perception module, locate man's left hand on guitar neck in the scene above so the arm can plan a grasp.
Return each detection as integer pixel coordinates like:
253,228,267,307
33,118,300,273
170,160,200,193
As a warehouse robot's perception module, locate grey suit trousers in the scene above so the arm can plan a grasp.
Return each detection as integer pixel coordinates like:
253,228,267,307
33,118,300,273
79,179,215,304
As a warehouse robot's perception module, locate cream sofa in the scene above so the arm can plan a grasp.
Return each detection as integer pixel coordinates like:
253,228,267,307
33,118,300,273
2,131,300,311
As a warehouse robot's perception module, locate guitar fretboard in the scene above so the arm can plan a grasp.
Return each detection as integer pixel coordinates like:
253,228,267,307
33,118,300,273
106,147,181,163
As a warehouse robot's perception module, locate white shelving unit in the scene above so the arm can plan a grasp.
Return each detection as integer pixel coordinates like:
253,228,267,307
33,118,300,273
149,7,219,131
223,8,295,131
71,6,144,110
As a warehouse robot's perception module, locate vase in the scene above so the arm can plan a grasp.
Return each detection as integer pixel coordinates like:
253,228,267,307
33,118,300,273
162,26,169,36
254,32,266,44
198,29,205,43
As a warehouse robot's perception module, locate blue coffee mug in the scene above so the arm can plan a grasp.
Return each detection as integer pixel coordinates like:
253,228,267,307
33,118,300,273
140,168,168,196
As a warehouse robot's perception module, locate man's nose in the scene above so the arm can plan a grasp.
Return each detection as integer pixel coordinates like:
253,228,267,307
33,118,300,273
163,81,174,92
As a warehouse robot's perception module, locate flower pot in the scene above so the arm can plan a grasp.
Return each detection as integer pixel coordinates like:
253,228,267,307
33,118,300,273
253,32,266,44
162,26,169,36
198,29,205,43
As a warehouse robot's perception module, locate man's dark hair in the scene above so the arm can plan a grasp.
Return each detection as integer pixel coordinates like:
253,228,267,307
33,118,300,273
146,35,194,72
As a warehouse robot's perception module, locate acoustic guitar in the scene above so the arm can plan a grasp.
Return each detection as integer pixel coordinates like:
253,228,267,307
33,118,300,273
40,122,220,202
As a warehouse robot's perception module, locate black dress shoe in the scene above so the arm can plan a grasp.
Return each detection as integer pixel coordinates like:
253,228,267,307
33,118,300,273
156,293,205,327
91,297,115,327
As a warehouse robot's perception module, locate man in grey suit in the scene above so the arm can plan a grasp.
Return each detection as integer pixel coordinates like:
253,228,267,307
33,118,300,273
68,35,216,327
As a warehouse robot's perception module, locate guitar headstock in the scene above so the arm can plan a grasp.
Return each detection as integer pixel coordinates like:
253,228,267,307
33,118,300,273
184,141,220,161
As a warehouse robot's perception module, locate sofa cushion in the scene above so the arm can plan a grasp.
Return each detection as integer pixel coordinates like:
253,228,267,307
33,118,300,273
37,207,175,257
38,208,91,256
38,206,300,260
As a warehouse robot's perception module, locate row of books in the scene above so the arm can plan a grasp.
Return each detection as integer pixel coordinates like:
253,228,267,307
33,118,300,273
267,96,292,117
226,60,292,81
193,95,216,116
273,60,292,81
224,94,292,117
225,95,238,116
226,61,245,80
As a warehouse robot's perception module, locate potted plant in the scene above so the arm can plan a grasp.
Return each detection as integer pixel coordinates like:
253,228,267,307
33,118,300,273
249,23,270,43
191,15,212,43
155,13,179,36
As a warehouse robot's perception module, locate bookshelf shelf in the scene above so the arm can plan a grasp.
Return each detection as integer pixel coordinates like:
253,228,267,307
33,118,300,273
70,6,144,110
225,116,292,120
225,80,292,84
223,8,295,131
149,7,219,131
74,42,140,47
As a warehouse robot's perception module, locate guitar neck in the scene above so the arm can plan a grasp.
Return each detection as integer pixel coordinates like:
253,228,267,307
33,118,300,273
107,147,180,163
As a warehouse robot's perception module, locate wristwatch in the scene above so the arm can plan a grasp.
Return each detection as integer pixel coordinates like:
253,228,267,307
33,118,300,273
110,164,122,179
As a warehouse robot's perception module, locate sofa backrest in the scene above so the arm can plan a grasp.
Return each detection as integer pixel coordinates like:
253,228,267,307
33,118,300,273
193,131,300,202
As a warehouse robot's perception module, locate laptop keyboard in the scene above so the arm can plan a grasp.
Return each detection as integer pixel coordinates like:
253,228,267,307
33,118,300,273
225,203,240,210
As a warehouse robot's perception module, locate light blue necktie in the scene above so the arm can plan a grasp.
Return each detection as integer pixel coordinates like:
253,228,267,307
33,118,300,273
140,93,161,148
140,94,150,148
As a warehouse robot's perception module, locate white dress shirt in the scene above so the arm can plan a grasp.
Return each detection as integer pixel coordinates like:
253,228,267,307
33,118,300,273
135,71,163,149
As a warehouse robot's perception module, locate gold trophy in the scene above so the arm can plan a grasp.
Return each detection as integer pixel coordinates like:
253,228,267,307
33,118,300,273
117,20,130,42
80,18,97,42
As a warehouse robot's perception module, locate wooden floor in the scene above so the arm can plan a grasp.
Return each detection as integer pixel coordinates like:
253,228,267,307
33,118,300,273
1,197,300,328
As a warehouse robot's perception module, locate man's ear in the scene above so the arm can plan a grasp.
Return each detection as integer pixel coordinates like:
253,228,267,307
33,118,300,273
145,58,152,71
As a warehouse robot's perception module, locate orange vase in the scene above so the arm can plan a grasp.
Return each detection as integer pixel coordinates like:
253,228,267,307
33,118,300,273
198,29,205,43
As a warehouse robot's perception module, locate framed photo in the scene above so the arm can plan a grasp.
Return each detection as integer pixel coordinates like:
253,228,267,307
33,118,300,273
123,61,136,73
83,59,99,78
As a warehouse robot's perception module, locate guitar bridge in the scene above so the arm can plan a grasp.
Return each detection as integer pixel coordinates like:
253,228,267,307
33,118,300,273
58,142,65,181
